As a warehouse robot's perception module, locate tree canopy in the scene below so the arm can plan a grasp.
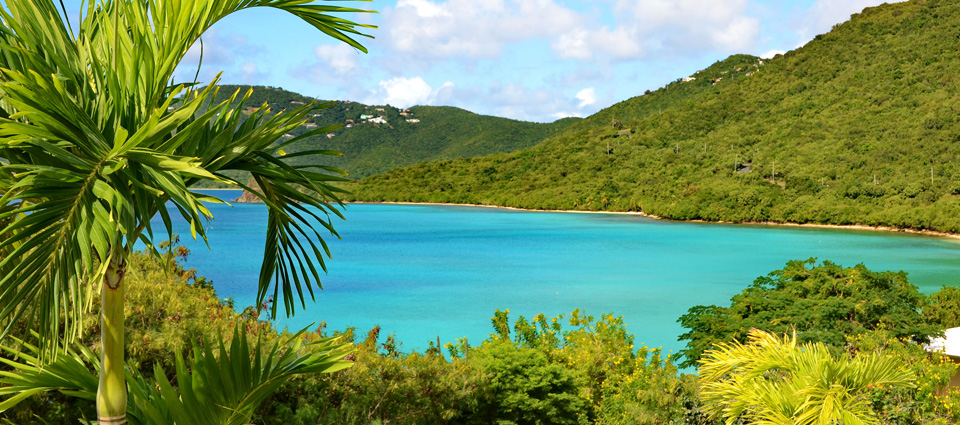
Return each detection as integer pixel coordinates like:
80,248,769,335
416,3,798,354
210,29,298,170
676,259,939,368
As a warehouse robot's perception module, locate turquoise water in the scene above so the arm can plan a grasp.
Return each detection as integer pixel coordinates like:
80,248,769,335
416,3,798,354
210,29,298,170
160,190,960,356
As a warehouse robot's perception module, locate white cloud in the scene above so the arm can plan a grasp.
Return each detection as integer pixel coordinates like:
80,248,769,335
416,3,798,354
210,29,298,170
368,77,455,108
552,111,582,119
431,81,457,104
384,0,581,59
384,0,761,64
611,0,760,53
239,61,264,81
711,16,760,51
397,0,452,18
482,83,599,122
379,77,432,107
576,87,596,108
760,49,786,59
378,0,766,68
313,44,361,75
182,30,233,66
798,0,902,40
552,26,645,61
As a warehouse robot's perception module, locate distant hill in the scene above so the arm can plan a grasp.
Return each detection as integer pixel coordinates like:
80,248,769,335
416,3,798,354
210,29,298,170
192,86,578,187
353,0,960,234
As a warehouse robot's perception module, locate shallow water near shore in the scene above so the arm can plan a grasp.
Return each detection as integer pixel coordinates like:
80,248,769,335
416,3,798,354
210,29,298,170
158,190,960,356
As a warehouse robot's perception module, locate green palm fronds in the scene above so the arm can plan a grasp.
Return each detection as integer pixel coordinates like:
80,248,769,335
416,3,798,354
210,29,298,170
0,0,373,354
0,0,373,421
0,328,353,425
698,329,914,425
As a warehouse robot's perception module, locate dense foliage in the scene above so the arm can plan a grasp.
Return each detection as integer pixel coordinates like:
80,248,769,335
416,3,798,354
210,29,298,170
676,259,940,368
257,308,711,425
699,329,915,425
5,250,960,424
194,85,578,186
353,0,960,233
923,285,960,329
0,245,317,423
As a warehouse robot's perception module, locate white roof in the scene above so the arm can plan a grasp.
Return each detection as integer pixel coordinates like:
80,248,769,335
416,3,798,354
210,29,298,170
925,327,960,358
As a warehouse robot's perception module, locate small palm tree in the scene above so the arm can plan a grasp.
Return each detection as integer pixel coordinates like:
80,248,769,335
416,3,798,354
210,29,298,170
0,0,373,423
698,329,914,425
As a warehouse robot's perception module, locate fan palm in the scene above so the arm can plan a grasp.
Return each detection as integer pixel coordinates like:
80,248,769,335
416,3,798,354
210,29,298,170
0,0,373,423
698,329,914,425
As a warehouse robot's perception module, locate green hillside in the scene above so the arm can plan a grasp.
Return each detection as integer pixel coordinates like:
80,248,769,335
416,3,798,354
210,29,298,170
194,86,577,186
353,0,960,233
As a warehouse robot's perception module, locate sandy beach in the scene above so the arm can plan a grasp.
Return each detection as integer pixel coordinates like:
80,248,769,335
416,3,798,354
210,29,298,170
349,201,960,241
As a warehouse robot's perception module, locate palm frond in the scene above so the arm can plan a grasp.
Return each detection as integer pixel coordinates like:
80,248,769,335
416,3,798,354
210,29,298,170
0,327,353,424
0,0,374,355
698,329,914,425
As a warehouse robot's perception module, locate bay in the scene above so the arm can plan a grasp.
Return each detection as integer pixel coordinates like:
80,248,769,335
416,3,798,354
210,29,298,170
160,190,960,356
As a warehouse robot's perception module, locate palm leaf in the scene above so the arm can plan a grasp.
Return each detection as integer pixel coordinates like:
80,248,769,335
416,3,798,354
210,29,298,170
0,327,353,424
698,329,914,425
0,0,375,357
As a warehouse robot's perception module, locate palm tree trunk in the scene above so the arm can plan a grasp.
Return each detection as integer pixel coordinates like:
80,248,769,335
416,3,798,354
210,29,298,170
97,253,126,424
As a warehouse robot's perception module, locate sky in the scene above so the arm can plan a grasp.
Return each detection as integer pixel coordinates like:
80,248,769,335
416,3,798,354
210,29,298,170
164,0,901,122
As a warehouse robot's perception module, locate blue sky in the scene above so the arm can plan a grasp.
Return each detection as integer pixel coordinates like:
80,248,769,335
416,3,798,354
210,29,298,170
167,0,900,122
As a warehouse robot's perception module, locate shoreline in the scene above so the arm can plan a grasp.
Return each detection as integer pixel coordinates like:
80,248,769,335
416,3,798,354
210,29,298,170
348,201,960,241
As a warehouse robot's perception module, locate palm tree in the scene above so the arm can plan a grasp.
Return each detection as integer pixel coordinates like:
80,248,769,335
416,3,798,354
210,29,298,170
698,329,914,425
0,0,373,423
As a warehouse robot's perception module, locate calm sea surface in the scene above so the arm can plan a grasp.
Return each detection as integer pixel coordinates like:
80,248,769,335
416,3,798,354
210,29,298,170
158,190,960,355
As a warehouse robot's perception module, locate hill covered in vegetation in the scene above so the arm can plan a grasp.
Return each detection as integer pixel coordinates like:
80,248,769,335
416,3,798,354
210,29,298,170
352,0,960,233
194,85,577,186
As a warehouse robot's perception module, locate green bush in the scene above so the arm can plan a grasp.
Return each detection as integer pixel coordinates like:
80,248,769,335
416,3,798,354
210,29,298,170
596,347,712,425
256,326,488,425
677,259,940,368
924,285,960,329
471,340,587,425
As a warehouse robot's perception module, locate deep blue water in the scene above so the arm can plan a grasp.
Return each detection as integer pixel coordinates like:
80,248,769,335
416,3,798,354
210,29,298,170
158,190,960,356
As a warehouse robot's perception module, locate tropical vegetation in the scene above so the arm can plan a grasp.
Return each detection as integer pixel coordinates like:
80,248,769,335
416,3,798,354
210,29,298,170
698,329,914,425
351,0,960,234
4,248,960,424
0,0,372,423
2,0,960,423
676,259,940,368
192,85,579,187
